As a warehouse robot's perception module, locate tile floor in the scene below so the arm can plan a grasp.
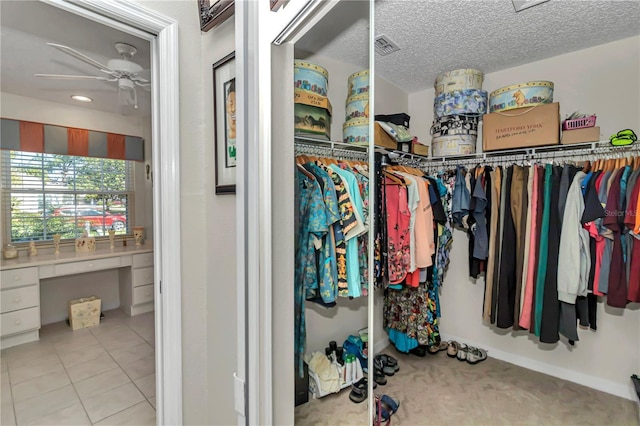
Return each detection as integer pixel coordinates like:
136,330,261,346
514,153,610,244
1,309,156,426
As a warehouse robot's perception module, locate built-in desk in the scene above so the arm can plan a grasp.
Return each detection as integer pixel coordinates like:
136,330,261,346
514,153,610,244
0,242,154,349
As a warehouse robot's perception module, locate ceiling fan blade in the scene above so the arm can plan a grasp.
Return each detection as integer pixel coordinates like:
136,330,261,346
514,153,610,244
47,43,116,74
35,73,116,81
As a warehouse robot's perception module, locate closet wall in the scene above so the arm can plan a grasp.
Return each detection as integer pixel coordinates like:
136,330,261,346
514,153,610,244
404,35,640,399
293,51,409,354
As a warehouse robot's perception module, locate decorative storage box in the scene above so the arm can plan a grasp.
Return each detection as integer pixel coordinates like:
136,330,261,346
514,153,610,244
345,94,370,121
431,114,479,138
432,135,476,157
483,102,560,151
343,118,369,144
294,89,332,140
435,68,484,97
433,89,488,118
489,81,554,113
75,236,96,252
68,296,101,330
347,70,369,97
294,60,328,97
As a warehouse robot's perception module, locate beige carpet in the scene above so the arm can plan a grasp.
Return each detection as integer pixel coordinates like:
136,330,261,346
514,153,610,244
295,346,639,425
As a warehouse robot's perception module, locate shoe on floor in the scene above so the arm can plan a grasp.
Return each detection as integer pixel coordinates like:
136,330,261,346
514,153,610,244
349,378,368,403
456,343,468,361
375,355,396,376
466,347,487,364
447,341,459,358
377,354,400,372
409,345,427,357
427,341,448,354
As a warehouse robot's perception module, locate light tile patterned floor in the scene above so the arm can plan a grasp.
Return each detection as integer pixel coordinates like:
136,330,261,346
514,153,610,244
1,309,155,426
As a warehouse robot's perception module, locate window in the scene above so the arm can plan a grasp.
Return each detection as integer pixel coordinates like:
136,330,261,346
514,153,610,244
1,151,134,242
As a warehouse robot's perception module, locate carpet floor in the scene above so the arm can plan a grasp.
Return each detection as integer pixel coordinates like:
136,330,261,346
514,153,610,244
295,345,639,425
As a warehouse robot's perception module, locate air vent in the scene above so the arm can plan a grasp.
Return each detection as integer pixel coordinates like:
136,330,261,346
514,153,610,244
375,34,401,56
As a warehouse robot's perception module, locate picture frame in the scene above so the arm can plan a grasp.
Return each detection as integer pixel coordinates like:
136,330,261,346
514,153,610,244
199,0,234,32
213,52,236,194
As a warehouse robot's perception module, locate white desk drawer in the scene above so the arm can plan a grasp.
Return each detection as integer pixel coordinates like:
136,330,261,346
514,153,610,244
133,253,154,268
1,285,39,314
1,307,39,337
54,257,122,276
133,284,154,305
1,267,39,290
133,267,154,287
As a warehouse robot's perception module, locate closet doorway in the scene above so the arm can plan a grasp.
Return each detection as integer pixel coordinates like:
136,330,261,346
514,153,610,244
0,1,181,425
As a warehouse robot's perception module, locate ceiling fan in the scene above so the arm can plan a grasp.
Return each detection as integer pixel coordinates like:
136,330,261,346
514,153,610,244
35,42,150,110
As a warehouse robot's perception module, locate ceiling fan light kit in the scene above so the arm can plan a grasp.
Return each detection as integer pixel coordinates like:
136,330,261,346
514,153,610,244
36,42,149,112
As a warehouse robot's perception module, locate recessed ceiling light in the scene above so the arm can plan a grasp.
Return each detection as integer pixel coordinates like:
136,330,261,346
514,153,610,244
71,95,93,102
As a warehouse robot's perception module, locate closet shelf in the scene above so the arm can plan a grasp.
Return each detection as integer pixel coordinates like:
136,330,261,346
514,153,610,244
294,136,369,152
387,140,640,165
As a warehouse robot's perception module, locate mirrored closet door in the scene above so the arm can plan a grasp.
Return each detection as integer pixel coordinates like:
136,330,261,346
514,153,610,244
269,0,375,424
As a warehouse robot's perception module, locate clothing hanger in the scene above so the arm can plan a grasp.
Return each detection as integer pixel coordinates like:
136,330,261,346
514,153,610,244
383,170,406,186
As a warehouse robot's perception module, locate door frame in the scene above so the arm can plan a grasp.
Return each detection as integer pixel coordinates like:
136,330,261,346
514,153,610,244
42,1,182,424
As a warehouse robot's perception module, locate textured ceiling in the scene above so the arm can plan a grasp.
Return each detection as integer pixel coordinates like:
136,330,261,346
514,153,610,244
297,0,640,93
0,1,151,116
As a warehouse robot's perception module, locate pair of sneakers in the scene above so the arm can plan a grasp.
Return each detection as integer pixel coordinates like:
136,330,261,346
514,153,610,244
447,341,487,364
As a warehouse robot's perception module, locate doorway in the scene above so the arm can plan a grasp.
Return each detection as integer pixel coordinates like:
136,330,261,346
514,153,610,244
0,1,181,424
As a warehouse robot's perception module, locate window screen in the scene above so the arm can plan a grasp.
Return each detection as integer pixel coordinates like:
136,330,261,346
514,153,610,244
1,151,134,242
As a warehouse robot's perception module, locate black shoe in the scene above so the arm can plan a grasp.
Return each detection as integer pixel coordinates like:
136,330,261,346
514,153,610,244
409,345,427,357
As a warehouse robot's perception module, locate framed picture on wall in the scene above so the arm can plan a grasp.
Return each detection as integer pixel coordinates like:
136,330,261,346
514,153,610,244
199,0,234,32
213,52,236,194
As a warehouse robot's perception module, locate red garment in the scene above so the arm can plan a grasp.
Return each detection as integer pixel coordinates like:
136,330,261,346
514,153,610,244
385,178,411,284
592,172,606,296
602,169,627,308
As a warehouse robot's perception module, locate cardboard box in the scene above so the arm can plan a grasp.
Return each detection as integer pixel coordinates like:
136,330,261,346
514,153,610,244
68,296,101,330
561,126,600,145
412,143,429,156
483,102,560,151
374,122,397,150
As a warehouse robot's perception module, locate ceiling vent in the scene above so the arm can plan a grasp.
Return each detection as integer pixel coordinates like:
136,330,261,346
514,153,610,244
375,34,401,56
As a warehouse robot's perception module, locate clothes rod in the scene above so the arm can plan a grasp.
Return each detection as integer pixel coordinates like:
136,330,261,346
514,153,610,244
294,136,369,153
388,140,640,164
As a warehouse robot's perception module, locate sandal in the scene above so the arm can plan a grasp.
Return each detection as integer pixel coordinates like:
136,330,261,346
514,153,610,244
349,378,368,403
447,341,459,358
456,343,468,361
375,355,396,376
427,341,448,354
374,394,400,424
466,347,487,364
378,354,400,372
373,367,387,385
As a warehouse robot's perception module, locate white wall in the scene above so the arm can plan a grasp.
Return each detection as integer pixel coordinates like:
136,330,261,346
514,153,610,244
406,35,640,399
127,2,238,424
408,36,640,155
0,92,144,136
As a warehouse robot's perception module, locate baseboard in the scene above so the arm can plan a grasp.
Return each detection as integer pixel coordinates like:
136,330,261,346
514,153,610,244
441,333,636,402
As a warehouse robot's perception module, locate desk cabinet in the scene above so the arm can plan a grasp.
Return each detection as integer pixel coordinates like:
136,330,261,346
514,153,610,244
0,245,153,349
0,267,40,348
120,253,155,316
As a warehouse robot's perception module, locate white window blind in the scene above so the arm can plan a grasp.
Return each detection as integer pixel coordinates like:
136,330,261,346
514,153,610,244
1,150,134,242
